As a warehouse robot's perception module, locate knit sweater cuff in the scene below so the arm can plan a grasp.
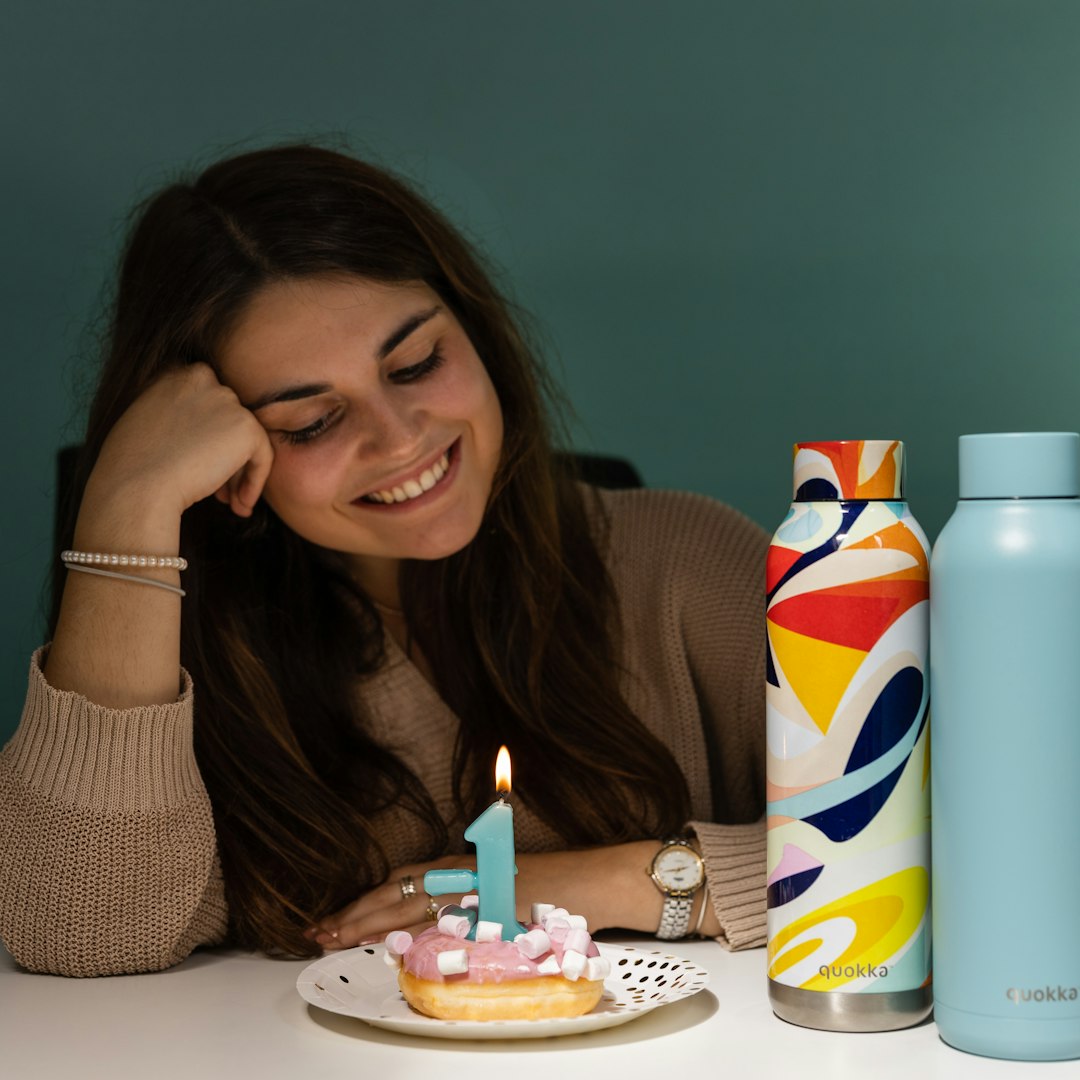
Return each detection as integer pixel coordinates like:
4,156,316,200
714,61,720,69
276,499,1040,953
6,647,199,813
689,818,767,951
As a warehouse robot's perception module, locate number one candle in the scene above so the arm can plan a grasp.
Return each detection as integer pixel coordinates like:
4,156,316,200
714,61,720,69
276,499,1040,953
424,746,527,941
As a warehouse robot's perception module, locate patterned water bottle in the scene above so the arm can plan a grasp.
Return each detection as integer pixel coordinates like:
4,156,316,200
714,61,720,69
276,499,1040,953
931,432,1080,1061
766,440,932,1031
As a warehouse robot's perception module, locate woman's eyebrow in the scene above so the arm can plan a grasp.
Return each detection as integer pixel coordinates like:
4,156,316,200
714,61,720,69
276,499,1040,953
377,305,441,359
243,305,443,411
244,382,332,412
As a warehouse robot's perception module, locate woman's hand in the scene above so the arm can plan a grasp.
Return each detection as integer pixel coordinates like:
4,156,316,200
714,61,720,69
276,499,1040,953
309,853,475,949
310,842,680,950
86,362,275,522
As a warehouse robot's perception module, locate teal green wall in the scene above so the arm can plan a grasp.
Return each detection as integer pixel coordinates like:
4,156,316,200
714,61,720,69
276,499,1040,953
5,1,1080,740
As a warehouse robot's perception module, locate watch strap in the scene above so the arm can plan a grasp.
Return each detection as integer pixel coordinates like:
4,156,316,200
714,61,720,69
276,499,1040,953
656,893,695,940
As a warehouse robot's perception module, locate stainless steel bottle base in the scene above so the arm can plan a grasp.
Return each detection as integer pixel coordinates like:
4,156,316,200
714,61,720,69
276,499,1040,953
769,980,933,1033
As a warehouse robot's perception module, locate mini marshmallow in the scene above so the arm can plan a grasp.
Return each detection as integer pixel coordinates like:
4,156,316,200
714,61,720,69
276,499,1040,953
513,928,552,959
437,913,473,939
546,922,569,944
384,930,414,956
560,949,587,981
541,907,569,927
536,955,562,976
562,928,591,956
460,894,480,909
565,914,588,930
438,903,475,921
585,956,611,981
436,949,470,976
531,902,556,923
474,920,503,943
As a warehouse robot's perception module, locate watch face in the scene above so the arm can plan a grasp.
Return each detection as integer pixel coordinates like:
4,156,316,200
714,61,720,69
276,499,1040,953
654,846,704,891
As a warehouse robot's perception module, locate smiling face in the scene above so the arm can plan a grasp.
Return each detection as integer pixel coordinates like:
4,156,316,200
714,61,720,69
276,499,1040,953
217,276,504,602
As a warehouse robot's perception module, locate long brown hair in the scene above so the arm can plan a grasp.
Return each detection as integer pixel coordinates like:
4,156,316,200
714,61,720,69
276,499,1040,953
55,144,691,956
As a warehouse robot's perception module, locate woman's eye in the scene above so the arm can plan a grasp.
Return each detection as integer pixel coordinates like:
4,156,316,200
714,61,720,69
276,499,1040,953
279,409,340,446
391,347,445,384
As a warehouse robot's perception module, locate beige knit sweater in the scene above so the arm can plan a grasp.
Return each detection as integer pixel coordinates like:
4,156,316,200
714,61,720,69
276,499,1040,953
0,487,767,977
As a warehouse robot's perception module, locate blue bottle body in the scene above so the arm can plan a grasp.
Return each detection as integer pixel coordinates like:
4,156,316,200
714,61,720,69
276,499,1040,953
931,497,1080,1061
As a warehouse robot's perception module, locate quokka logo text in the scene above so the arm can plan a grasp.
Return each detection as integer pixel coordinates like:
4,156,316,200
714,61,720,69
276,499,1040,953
1006,986,1079,1004
819,963,889,980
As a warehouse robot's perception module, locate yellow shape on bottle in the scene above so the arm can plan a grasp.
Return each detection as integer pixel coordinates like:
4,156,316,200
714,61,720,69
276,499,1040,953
769,937,823,979
767,867,928,989
767,621,867,735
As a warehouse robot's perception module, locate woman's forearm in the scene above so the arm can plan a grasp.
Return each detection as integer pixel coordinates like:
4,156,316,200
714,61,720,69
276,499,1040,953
313,840,720,949
44,365,274,709
45,476,184,708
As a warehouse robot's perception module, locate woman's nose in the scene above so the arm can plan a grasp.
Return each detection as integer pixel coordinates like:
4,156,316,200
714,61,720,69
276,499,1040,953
351,394,425,462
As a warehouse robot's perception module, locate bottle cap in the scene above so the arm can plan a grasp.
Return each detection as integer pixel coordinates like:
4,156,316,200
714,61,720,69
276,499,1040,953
959,432,1080,499
792,440,904,501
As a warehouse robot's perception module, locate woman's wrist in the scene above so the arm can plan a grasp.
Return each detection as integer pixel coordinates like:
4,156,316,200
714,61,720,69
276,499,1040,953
684,831,718,937
75,472,183,557
633,836,718,939
597,840,667,933
689,883,719,938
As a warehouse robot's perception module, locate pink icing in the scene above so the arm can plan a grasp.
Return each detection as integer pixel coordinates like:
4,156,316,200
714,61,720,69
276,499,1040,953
402,924,600,984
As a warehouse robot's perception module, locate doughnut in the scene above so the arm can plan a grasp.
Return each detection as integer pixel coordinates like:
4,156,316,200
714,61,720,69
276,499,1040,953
383,903,611,1021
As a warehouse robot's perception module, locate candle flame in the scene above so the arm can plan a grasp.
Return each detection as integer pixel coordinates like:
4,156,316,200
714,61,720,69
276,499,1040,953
495,745,512,795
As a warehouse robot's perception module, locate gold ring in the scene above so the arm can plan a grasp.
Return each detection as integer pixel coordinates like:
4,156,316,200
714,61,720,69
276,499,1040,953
399,875,417,900
425,896,439,921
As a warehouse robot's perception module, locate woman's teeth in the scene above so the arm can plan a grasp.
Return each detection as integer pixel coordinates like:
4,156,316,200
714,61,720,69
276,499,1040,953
363,452,450,504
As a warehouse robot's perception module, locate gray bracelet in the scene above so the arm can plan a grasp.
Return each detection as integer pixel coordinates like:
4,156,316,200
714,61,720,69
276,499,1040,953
693,884,711,936
63,561,186,597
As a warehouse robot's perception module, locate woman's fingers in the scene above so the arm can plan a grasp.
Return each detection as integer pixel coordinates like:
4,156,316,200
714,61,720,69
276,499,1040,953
316,920,432,951
311,880,411,947
315,890,436,949
91,362,277,519
311,857,474,950
217,406,274,518
234,423,275,515
238,427,276,511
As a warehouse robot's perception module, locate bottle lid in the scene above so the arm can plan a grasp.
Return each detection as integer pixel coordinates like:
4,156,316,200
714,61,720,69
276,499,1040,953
959,432,1080,499
792,440,904,501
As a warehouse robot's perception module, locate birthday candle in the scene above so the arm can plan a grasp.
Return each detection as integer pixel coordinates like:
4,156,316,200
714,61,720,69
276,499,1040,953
425,746,526,941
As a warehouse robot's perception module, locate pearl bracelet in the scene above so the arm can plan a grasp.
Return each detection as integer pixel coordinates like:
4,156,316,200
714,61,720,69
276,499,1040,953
61,550,188,571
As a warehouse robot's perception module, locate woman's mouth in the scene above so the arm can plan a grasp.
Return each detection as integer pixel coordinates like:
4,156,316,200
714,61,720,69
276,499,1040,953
354,441,457,507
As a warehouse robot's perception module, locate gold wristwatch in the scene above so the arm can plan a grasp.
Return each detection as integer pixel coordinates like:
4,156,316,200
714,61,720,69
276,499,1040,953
648,836,705,940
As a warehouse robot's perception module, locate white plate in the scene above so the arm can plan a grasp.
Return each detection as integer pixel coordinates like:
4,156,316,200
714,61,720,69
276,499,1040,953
296,942,711,1040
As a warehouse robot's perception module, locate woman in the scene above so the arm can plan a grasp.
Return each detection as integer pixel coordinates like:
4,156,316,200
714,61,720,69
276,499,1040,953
0,145,766,977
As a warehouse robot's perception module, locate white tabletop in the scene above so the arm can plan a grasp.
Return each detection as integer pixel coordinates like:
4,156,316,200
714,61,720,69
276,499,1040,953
1,936,1073,1079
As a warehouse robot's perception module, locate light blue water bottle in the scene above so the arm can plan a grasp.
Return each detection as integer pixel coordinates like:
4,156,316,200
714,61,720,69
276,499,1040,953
930,432,1080,1061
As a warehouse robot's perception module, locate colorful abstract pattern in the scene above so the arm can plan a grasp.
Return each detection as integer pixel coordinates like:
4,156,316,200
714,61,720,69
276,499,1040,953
766,441,931,994
792,440,904,502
